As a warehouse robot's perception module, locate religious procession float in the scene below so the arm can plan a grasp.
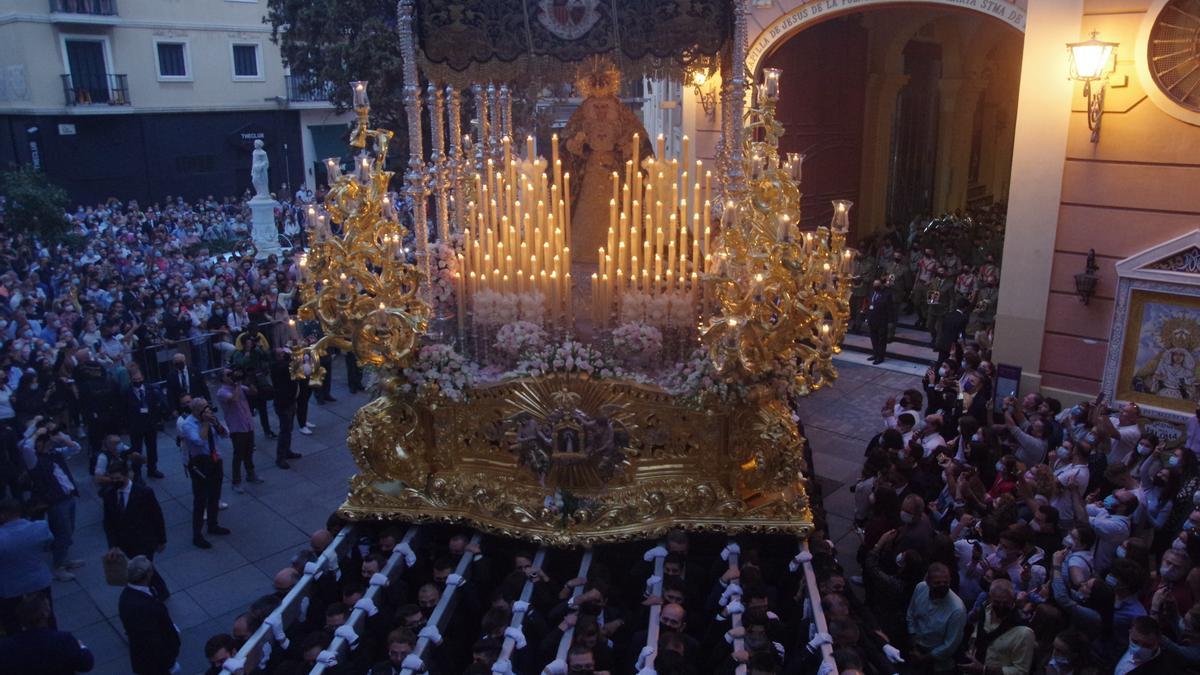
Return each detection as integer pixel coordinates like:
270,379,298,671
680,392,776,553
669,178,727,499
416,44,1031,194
292,0,853,547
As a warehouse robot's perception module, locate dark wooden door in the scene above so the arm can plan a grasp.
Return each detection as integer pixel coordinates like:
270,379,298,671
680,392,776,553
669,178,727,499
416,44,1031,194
762,15,868,234
66,39,108,104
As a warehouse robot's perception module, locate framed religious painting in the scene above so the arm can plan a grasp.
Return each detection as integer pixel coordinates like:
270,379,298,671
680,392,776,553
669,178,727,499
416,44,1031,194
1103,230,1200,421
1115,289,1200,414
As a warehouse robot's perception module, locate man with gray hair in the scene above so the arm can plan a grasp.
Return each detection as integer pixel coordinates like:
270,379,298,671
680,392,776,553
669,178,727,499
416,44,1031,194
118,556,180,674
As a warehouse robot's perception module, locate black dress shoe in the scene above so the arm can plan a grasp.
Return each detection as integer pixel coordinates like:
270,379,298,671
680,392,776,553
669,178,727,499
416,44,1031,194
193,536,212,549
276,460,291,469
147,469,165,479
208,525,231,535
285,451,302,459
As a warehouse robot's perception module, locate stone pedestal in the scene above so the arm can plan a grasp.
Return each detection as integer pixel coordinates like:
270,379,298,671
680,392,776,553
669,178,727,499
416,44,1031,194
249,196,282,259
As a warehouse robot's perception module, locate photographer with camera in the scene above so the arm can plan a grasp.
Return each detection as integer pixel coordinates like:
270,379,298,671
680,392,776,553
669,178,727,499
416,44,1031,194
179,398,230,549
216,368,262,493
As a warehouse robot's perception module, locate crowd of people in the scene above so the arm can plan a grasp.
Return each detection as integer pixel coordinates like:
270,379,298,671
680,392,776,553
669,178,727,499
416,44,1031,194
0,191,370,673
817,335,1200,674
182,523,853,675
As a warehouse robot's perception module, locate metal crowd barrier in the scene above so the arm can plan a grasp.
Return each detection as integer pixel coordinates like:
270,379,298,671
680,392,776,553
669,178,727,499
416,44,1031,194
399,533,485,675
310,527,420,675
494,547,547,671
219,526,354,675
135,319,286,385
548,550,595,671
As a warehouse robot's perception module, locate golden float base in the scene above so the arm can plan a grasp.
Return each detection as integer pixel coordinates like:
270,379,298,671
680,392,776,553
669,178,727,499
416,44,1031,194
336,374,813,546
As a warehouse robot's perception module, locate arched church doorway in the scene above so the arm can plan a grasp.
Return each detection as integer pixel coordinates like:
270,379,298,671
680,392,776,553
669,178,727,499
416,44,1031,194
758,6,1023,240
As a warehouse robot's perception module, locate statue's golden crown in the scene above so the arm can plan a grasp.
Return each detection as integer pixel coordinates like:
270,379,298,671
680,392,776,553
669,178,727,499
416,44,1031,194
574,56,621,99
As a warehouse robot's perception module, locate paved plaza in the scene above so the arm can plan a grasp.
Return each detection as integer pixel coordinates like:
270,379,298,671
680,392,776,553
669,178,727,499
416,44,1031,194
62,357,917,674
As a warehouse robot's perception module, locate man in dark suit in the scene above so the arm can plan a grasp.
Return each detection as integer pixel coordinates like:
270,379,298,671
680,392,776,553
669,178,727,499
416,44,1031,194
165,352,210,413
866,279,893,364
269,349,302,468
118,556,180,675
103,459,169,599
125,371,167,478
0,592,94,674
935,299,971,364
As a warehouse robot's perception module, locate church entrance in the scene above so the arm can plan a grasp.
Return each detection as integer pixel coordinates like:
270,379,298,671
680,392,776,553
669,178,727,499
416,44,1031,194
759,5,1023,240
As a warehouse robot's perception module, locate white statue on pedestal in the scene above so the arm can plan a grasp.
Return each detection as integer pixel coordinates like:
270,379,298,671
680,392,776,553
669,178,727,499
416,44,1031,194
248,139,281,258
251,139,270,198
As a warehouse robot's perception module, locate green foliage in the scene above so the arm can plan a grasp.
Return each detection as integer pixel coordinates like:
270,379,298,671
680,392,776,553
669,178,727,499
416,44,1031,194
266,0,409,142
0,167,71,240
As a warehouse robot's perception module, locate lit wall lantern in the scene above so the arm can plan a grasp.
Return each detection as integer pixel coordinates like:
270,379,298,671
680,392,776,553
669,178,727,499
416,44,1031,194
1067,31,1119,143
1074,248,1100,304
690,66,718,119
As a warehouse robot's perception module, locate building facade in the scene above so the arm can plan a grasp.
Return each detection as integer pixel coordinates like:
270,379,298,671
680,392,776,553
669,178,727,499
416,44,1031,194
0,0,351,204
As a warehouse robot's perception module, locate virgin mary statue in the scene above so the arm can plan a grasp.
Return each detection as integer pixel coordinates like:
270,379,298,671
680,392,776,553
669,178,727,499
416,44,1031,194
560,58,654,263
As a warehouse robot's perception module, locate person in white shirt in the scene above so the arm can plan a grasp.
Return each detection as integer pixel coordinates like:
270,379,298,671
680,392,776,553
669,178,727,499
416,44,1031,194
1114,616,1166,675
918,415,947,458
1079,488,1138,574
1051,441,1090,530
1093,401,1142,467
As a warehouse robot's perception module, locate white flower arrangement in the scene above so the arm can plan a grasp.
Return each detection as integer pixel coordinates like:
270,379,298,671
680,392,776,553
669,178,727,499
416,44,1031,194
611,322,663,359
512,339,618,379
662,347,731,401
400,343,477,401
494,321,548,361
618,291,693,330
473,290,545,326
428,241,458,310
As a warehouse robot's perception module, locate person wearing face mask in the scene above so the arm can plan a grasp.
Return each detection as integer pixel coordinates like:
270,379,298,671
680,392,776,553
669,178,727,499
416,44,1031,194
864,278,893,364
1052,441,1091,531
905,563,966,672
1078,487,1138,574
935,298,971,365
912,248,938,328
1092,401,1144,467
1043,629,1093,675
1115,616,1169,674
864,533,925,643
959,579,1034,675
847,254,876,335
1147,548,1195,619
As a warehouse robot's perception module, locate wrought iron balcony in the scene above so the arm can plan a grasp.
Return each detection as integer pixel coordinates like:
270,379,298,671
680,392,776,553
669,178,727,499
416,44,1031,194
286,75,335,103
62,74,129,106
49,0,118,16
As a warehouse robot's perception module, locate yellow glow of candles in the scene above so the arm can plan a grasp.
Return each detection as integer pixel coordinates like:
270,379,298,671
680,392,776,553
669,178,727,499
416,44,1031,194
526,135,535,159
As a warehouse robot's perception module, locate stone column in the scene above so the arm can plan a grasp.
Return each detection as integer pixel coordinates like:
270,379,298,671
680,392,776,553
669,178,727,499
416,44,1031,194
249,196,282,259
992,0,1084,394
857,71,909,236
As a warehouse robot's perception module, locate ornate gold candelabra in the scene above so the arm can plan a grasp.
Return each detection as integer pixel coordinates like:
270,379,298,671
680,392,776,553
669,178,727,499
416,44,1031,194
293,82,431,390
702,68,853,398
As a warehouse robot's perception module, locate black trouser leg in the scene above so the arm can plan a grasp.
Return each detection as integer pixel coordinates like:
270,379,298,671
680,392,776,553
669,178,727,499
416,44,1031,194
319,355,334,399
130,428,158,471
252,394,273,434
230,431,254,484
296,382,311,427
275,403,294,462
189,459,207,538
346,353,362,391
205,459,223,531
870,326,888,361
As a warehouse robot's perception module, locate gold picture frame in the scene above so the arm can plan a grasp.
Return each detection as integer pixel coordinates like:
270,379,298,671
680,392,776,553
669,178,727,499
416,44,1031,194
1116,289,1200,414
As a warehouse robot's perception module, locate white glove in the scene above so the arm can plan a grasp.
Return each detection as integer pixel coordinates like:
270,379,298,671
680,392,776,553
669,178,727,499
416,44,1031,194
788,550,814,573
334,624,359,648
817,660,835,675
636,668,658,675
544,659,568,674
807,632,833,650
883,644,905,663
418,625,443,645
315,650,338,666
719,583,743,607
643,545,668,561
220,655,246,673
504,625,527,649
636,646,655,670
446,573,465,588
491,659,513,674
354,597,378,617
512,600,530,615
369,572,389,587
644,575,662,592
303,561,320,576
397,541,417,567
321,555,340,574
264,613,287,642
721,543,741,561
725,600,745,615
401,654,425,671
